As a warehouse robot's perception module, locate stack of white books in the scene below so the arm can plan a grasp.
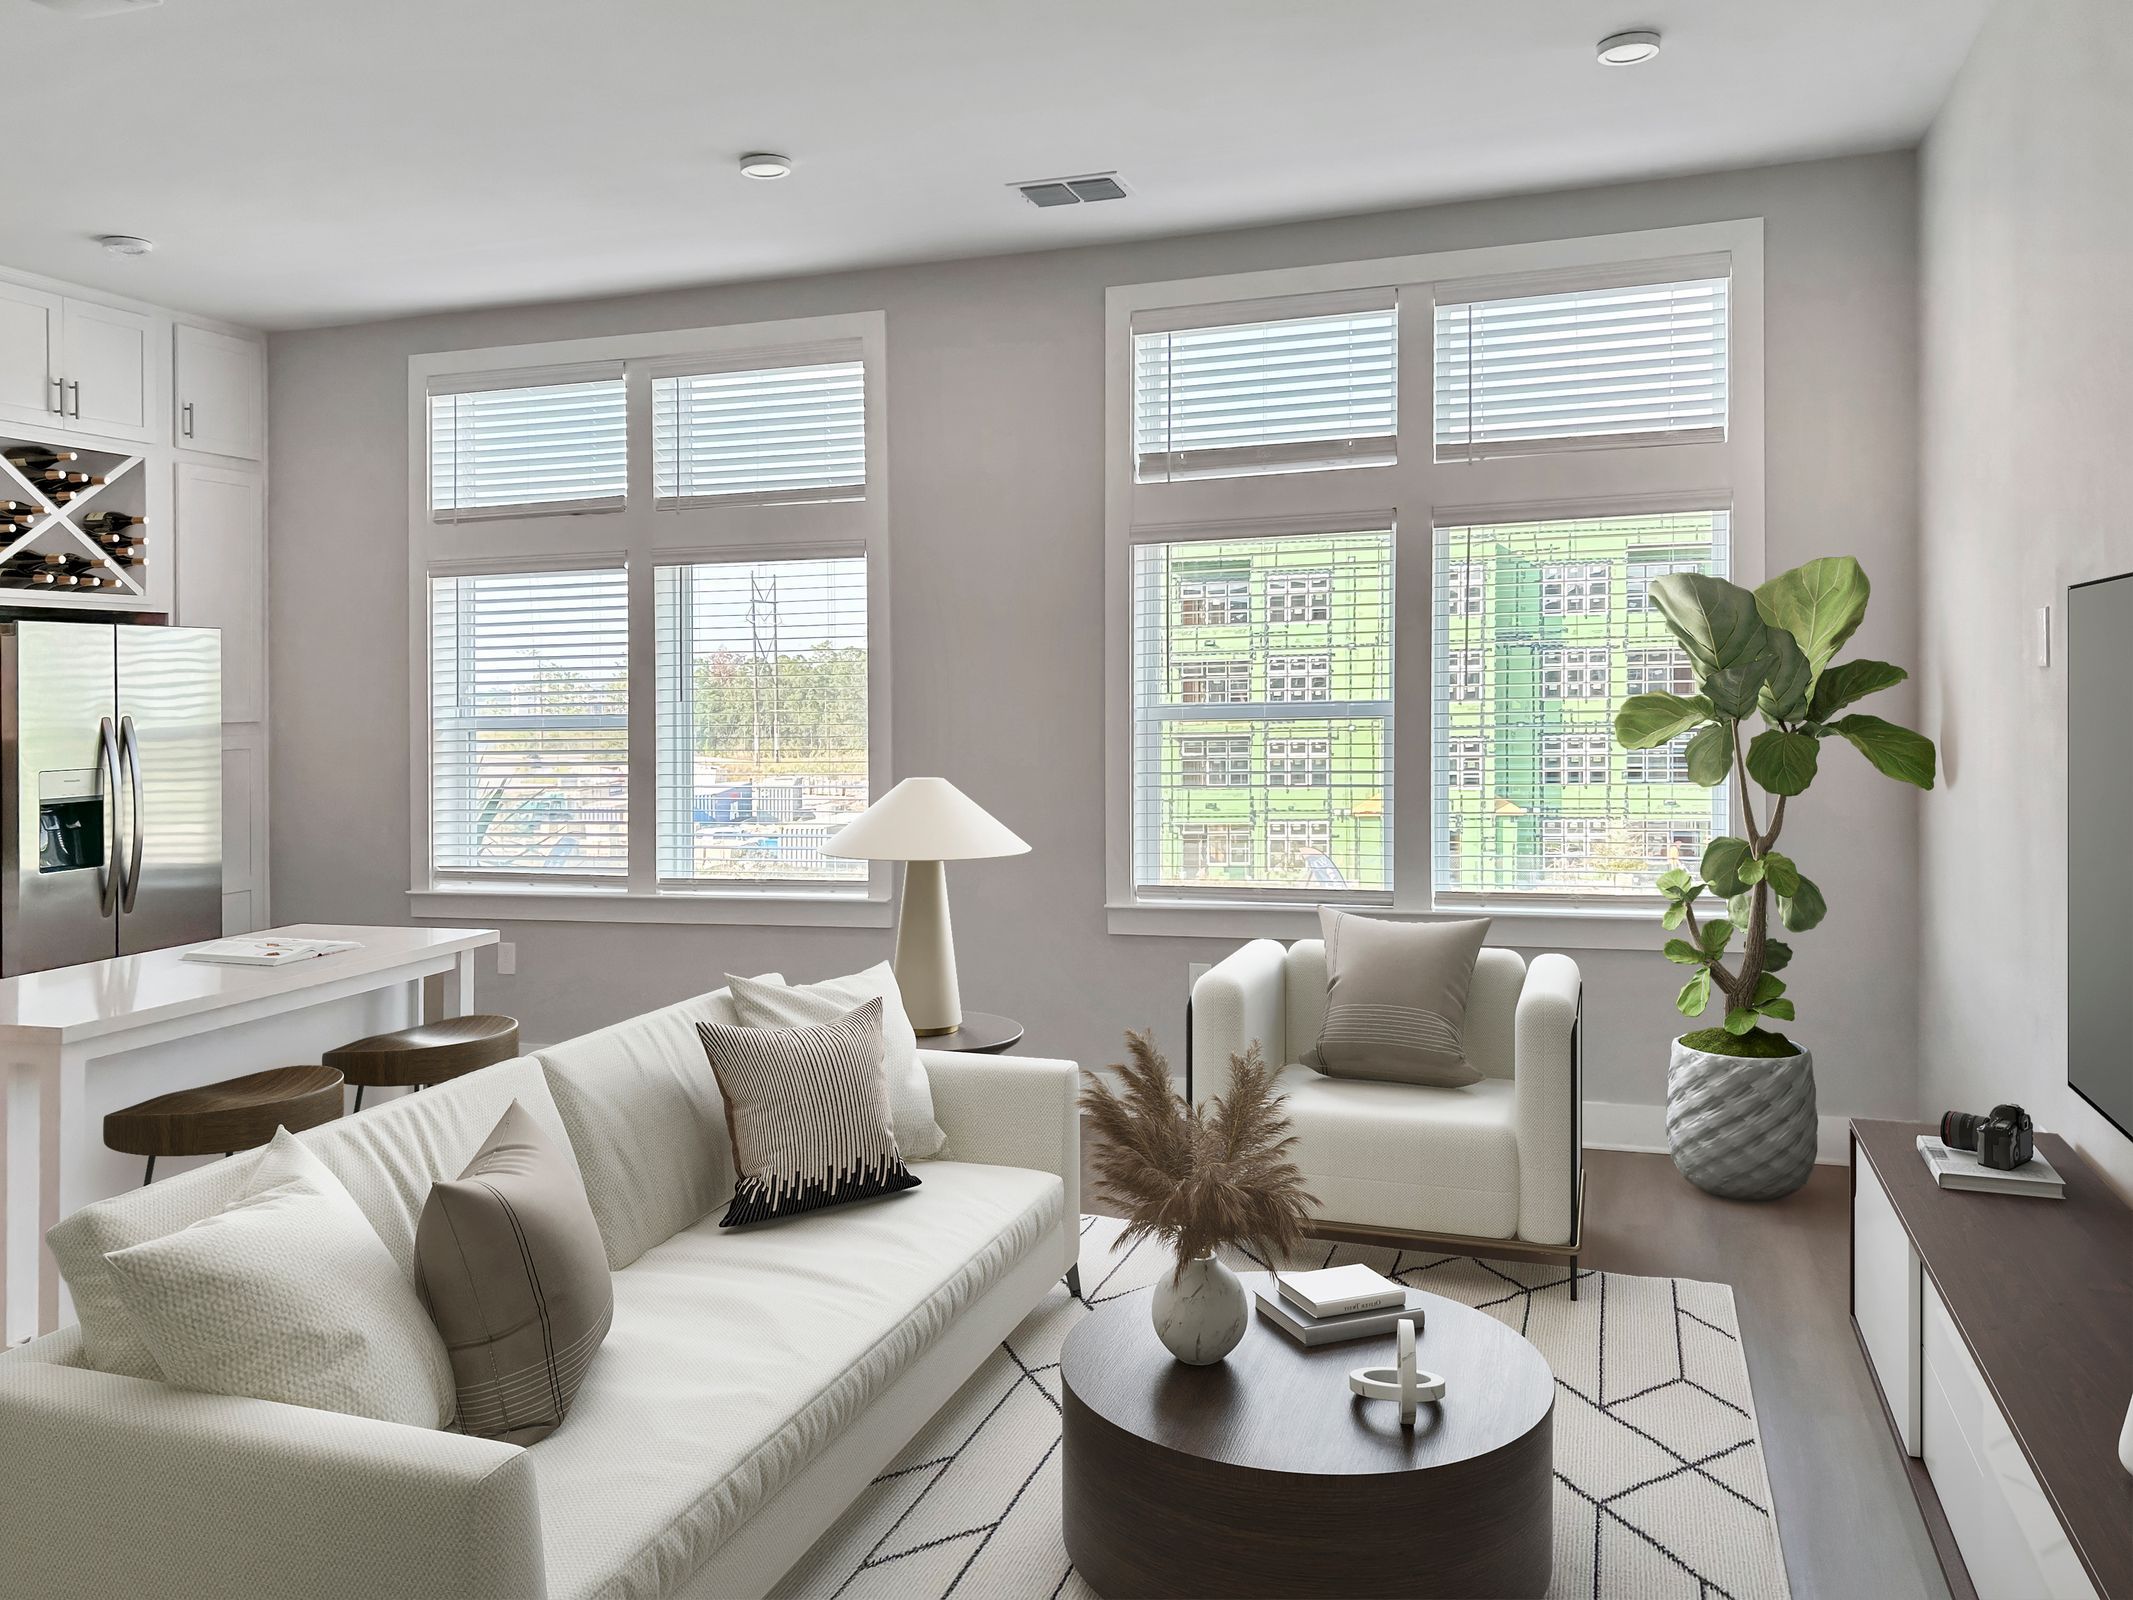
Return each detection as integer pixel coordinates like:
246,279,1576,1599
1254,1263,1427,1347
1916,1134,2065,1199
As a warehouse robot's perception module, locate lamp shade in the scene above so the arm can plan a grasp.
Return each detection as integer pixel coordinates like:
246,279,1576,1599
824,776,1029,862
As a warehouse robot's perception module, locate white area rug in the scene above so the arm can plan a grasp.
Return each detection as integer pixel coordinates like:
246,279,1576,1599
775,1216,1791,1600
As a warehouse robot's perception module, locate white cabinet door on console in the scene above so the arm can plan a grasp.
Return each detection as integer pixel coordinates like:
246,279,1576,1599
0,282,62,428
60,299,154,443
175,463,266,722
174,324,263,460
1852,1149,1921,1452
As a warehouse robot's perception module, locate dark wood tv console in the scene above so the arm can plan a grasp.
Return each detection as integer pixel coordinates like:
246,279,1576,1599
1849,1120,2133,1600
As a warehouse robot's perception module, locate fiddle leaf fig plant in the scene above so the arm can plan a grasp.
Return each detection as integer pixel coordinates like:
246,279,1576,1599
1614,557,1934,1057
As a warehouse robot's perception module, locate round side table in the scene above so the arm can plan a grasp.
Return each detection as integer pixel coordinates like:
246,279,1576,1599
917,1012,1023,1054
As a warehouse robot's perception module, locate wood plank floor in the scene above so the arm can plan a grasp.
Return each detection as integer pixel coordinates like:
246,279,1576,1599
1079,1134,1951,1600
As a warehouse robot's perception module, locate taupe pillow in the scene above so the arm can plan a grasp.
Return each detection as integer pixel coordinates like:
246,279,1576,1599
415,1101,612,1444
695,996,921,1227
1314,909,1491,1087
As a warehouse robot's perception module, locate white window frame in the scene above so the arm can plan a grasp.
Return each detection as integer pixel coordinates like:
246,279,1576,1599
1105,221,1764,945
406,311,893,926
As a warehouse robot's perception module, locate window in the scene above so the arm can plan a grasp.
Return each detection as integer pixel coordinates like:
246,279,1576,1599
1447,737,1484,789
1179,659,1251,704
428,568,629,882
428,372,627,519
1267,570,1332,623
1626,647,1697,697
1541,646,1610,700
1269,738,1332,787
1434,272,1729,459
1178,571,1249,627
1541,562,1610,616
1542,731,1611,785
1180,736,1252,787
414,311,886,922
1133,296,1397,481
1268,653,1332,703
653,557,869,886
1178,824,1251,878
1131,531,1392,896
1267,819,1332,874
652,356,865,506
1110,226,1758,926
1625,738,1692,784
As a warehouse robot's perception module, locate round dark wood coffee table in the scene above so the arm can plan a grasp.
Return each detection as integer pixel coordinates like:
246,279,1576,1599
1060,1271,1554,1599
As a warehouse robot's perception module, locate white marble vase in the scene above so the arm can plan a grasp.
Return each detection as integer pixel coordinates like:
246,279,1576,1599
1151,1252,1249,1364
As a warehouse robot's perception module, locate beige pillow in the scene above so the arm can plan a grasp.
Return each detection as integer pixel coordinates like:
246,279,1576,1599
725,963,948,1158
1313,909,1491,1087
416,1101,612,1444
99,1129,456,1428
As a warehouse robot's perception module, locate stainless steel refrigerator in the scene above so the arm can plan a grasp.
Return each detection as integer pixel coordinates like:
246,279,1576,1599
0,621,221,976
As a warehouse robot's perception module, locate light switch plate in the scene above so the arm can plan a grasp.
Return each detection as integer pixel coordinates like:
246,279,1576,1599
2036,605,2052,668
496,942,517,976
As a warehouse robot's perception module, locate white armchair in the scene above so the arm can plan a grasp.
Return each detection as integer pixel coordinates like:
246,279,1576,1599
1191,939,1583,1281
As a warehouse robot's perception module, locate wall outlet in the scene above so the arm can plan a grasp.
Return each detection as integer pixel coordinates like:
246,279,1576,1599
496,942,517,976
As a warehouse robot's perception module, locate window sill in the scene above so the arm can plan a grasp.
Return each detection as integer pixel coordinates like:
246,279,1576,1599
1105,898,1664,951
409,887,894,928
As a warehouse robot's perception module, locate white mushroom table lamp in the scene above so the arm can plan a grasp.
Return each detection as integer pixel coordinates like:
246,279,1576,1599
823,776,1029,1036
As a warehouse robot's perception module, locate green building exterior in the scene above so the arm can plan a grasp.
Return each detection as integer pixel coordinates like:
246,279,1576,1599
1134,513,1728,898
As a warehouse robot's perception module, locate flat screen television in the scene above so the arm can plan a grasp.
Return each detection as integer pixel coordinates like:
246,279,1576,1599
2067,573,2133,1141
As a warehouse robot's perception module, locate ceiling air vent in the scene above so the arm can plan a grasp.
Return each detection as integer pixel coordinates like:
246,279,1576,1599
1014,172,1131,209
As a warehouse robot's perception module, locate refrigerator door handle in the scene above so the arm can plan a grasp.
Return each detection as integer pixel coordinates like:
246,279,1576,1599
119,715,145,914
99,716,123,918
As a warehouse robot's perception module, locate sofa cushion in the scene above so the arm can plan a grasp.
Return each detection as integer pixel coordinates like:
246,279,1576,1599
1312,909,1490,1087
416,1102,613,1444
100,1129,458,1428
534,981,777,1271
529,1160,1062,1600
48,1054,571,1380
1288,941,1525,1081
1276,1063,1520,1239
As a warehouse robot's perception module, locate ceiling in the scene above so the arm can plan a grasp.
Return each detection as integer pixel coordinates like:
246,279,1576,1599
0,0,1995,330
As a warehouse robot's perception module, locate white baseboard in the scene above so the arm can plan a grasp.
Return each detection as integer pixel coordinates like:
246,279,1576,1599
1585,1098,1850,1166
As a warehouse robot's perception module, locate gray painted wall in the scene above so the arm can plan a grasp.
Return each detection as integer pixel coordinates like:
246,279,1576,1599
1920,0,2133,1197
268,150,1922,1121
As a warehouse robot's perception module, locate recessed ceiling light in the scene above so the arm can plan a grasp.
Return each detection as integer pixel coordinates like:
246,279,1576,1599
97,234,154,257
739,153,793,181
1597,29,1662,66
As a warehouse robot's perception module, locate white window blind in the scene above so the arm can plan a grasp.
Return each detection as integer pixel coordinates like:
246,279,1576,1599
652,356,865,506
1133,296,1397,482
429,567,629,881
654,556,869,886
1433,510,1730,900
1434,272,1729,459
428,370,627,519
1132,530,1392,899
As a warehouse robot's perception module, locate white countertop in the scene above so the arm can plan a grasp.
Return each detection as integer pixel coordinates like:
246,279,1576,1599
0,924,497,1044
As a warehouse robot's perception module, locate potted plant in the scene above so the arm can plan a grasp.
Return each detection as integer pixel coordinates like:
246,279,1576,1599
1079,1033,1314,1363
1613,557,1935,1200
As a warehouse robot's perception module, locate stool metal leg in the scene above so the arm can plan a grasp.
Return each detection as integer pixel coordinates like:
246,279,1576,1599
142,1155,155,1186
352,1085,364,1113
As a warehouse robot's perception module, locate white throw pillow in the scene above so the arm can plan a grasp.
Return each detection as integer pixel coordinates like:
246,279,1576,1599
99,1128,457,1429
725,963,949,1159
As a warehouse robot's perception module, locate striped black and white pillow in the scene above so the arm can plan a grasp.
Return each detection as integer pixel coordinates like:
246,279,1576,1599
695,997,921,1227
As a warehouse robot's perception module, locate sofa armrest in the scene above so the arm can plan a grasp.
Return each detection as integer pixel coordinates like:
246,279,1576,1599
922,1051,1079,1273
1513,952,1584,1248
1190,939,1290,1107
0,1360,544,1600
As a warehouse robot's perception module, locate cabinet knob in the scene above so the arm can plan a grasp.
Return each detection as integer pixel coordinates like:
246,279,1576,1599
67,379,80,418
49,377,64,416
182,401,194,439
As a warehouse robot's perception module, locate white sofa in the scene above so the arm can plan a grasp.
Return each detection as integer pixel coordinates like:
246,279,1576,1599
1192,938,1582,1255
0,983,1080,1600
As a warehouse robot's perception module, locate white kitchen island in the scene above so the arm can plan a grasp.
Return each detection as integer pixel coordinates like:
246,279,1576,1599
0,922,496,1343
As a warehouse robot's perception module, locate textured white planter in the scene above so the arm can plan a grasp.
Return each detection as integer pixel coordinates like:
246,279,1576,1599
1665,1039,1818,1201
1150,1253,1249,1365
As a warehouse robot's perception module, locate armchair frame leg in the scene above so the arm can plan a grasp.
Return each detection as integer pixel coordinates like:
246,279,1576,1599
1300,1173,1588,1297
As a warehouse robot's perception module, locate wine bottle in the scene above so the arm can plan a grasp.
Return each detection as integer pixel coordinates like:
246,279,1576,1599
81,512,145,533
3,447,78,469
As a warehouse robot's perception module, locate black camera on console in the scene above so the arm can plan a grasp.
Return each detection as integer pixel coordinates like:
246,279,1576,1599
1939,1104,2034,1171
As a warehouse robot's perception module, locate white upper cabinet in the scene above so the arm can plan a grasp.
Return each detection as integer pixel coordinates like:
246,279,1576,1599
175,462,266,723
57,299,155,443
174,324,264,460
0,282,63,427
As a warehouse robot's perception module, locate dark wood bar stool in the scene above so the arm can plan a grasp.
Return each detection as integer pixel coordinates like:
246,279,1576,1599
324,1014,521,1112
105,1065,347,1185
